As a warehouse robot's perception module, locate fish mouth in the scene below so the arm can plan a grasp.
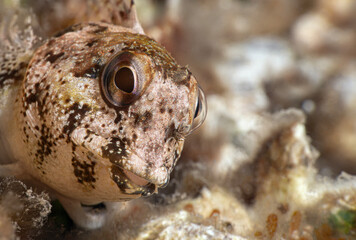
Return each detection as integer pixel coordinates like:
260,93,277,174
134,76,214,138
111,165,159,197
122,168,150,187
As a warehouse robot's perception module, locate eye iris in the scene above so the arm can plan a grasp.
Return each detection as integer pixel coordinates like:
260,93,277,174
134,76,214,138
187,86,207,135
114,67,135,93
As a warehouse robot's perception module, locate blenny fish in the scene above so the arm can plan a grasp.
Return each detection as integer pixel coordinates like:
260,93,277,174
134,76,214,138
0,1,206,229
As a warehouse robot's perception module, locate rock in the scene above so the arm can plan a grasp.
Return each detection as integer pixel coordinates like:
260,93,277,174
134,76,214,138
0,178,51,239
309,62,356,174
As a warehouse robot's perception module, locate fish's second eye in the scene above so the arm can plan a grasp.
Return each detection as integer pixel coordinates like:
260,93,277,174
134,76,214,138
114,67,135,93
188,86,207,135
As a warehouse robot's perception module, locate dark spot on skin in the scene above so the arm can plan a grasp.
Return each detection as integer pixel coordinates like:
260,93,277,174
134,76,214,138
133,111,152,126
24,82,46,118
142,111,152,124
145,162,154,177
62,103,91,142
72,157,96,188
119,9,131,20
132,113,140,125
101,137,127,165
45,51,65,64
122,137,130,146
90,25,108,34
114,111,122,124
160,108,165,113
165,123,177,142
84,129,92,140
0,60,27,85
110,165,131,193
86,39,98,48
35,124,55,166
47,39,55,47
73,63,101,79
132,134,137,141
19,62,27,69
53,23,85,37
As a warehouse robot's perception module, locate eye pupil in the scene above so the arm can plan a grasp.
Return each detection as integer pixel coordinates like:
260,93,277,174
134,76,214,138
114,67,135,93
194,99,200,118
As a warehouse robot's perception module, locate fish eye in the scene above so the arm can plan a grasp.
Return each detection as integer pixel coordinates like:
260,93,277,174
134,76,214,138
189,86,207,134
101,51,151,107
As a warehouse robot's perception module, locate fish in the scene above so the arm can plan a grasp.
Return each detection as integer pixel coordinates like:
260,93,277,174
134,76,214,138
0,0,206,229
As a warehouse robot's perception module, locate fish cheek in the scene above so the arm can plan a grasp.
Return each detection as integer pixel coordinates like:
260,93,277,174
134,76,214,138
110,165,139,195
71,155,97,189
101,137,132,192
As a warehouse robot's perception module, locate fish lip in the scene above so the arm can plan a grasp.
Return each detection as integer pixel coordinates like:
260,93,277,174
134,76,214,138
113,165,158,196
111,150,171,187
121,167,151,187
117,165,169,188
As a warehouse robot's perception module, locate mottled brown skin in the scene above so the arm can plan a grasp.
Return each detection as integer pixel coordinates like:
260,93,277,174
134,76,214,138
7,22,201,205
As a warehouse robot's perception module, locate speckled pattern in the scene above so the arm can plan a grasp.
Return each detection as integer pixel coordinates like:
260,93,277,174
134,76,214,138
4,22,203,205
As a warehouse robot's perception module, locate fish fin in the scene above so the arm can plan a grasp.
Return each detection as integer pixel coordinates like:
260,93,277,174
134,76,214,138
0,6,41,88
86,0,144,34
0,130,13,165
115,0,144,34
0,162,24,178
0,6,41,160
